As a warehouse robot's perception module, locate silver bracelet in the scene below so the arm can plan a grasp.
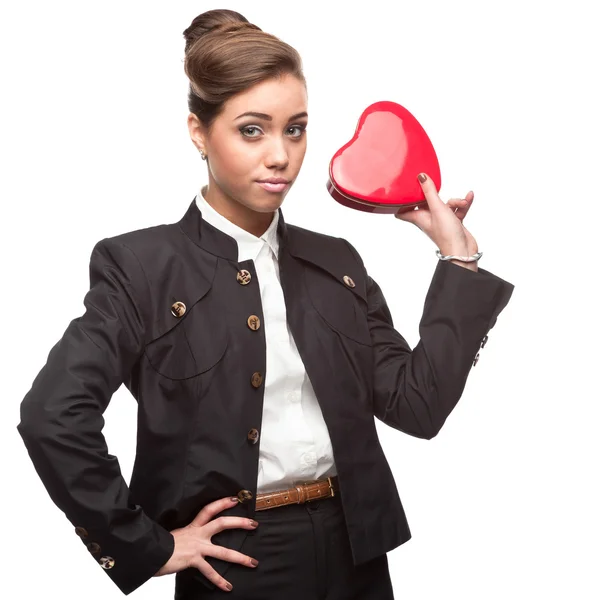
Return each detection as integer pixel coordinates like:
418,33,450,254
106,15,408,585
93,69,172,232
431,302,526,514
436,249,483,263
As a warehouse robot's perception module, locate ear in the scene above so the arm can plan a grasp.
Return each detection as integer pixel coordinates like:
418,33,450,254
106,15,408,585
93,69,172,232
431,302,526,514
187,112,207,154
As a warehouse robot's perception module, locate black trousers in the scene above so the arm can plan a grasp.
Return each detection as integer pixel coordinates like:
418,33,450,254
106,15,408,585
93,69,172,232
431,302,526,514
174,492,395,599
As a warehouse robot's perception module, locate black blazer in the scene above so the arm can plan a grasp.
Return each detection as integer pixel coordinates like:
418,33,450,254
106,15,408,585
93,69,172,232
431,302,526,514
17,198,515,595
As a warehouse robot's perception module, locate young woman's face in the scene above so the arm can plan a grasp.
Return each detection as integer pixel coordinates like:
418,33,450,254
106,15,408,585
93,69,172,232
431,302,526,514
189,73,308,219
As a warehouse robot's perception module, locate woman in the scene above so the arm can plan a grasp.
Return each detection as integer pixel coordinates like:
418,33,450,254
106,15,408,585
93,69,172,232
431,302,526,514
16,9,515,599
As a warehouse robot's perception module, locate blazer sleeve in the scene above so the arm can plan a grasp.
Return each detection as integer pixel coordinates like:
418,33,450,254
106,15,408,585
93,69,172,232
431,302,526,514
343,239,515,440
16,238,175,596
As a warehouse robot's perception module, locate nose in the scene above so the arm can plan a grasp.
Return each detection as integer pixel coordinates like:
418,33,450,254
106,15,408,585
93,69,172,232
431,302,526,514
264,137,289,170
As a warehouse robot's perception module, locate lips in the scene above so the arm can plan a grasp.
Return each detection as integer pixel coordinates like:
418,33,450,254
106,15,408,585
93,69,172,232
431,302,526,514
256,180,290,193
257,178,290,184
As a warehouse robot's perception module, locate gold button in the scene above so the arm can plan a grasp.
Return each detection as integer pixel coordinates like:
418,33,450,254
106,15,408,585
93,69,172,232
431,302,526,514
171,301,186,318
237,489,253,503
74,526,88,538
237,270,252,285
87,542,101,554
250,372,263,388
481,334,489,348
343,275,356,288
99,556,115,570
473,351,480,367
247,315,261,331
247,428,259,444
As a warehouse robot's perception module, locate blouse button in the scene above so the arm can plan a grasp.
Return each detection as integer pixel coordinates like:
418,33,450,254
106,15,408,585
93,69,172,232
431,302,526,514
343,275,356,288
74,526,88,538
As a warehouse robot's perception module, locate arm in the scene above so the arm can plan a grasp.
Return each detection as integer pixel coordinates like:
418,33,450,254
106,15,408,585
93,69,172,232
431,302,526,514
344,240,515,439
16,239,174,595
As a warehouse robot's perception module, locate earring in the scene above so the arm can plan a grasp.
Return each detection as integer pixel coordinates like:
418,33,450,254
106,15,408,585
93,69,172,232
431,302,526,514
199,149,207,161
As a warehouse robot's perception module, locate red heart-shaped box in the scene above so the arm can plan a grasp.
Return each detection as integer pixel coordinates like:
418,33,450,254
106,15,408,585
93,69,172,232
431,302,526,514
327,101,442,213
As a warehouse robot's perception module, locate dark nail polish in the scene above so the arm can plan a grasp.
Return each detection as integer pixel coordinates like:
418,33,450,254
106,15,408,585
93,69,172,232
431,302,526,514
418,173,427,183
250,520,259,527
226,582,233,591
251,558,259,566
230,497,238,503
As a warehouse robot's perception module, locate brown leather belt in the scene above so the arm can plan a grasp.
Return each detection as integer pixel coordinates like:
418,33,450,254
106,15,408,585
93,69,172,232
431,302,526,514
255,476,339,511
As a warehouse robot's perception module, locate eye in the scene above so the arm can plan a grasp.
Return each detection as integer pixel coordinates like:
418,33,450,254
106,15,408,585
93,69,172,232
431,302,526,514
286,125,306,138
240,125,263,138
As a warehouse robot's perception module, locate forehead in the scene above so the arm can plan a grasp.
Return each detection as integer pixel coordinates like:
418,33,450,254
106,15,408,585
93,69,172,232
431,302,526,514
222,74,307,119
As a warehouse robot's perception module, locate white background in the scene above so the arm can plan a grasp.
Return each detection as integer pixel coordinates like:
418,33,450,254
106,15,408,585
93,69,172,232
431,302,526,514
1,1,599,598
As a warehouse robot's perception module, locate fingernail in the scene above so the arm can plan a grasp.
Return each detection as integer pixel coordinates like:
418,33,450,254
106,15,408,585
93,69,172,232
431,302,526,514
226,582,233,591
230,497,238,503
251,558,259,566
418,173,427,183
250,520,259,527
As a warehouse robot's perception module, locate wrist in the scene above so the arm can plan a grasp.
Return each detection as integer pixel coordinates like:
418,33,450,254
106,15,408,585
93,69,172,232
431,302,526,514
439,246,469,256
450,259,478,272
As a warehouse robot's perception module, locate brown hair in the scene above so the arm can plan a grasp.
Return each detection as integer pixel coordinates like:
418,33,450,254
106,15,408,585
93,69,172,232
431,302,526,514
182,9,305,131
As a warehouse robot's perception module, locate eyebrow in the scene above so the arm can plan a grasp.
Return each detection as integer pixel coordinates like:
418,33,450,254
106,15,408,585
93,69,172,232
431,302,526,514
234,111,308,122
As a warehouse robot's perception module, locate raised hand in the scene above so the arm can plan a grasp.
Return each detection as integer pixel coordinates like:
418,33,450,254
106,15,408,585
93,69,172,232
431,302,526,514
395,173,479,258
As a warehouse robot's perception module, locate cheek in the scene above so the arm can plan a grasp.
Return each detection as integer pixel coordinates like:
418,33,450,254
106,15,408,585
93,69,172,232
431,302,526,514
291,141,307,167
211,145,255,182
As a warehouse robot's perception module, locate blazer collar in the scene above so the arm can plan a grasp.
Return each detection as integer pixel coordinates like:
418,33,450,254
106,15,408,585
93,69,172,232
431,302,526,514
178,197,290,262
177,197,367,301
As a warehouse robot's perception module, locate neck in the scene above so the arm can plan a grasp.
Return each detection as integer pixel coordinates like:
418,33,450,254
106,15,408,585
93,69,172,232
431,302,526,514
201,184,274,238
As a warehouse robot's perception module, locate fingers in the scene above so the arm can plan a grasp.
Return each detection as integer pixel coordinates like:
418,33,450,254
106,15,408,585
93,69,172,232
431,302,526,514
394,202,428,227
189,496,239,528
205,544,259,569
192,541,260,593
395,171,438,222
394,205,417,223
396,203,418,214
449,191,474,220
195,558,236,592
395,176,475,229
417,173,444,213
202,516,259,538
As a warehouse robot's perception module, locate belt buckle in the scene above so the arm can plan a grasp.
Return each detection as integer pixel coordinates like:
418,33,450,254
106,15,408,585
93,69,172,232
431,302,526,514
327,476,336,498
292,479,323,505
291,478,335,503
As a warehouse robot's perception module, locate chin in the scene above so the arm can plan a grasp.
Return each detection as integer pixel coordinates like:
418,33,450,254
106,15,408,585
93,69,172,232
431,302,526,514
254,200,284,213
250,192,288,212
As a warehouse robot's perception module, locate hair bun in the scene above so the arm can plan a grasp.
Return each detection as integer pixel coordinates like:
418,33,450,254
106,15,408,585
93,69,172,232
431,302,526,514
182,9,304,131
211,22,262,35
183,9,260,53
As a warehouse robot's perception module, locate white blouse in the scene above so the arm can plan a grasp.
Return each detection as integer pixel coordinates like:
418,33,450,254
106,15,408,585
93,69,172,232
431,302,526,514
195,187,337,494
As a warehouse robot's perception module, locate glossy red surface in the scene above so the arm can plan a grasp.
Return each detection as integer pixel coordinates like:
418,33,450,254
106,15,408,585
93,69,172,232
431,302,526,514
327,101,442,213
